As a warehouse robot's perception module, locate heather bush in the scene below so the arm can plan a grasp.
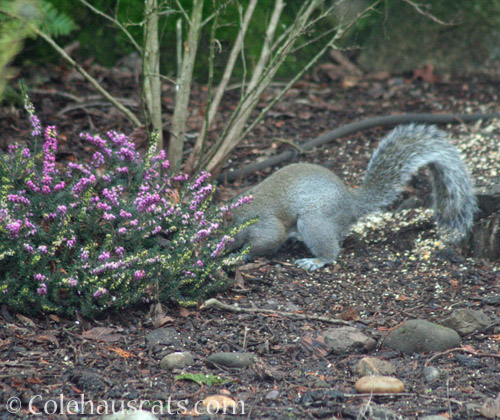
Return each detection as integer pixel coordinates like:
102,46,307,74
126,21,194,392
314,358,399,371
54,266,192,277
0,96,250,317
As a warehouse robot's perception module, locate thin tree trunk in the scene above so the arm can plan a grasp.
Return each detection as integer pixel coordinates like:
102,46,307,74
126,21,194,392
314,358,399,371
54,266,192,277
143,0,163,149
170,0,203,171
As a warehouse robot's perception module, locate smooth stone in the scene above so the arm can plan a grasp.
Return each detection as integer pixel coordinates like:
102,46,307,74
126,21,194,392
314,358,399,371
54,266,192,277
383,319,460,353
356,357,397,376
355,375,405,394
324,326,376,355
205,352,257,368
423,366,440,383
160,351,194,370
145,328,181,346
441,309,491,336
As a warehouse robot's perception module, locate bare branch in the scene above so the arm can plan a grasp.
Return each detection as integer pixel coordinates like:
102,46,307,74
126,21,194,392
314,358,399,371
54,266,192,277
403,0,455,25
76,0,142,52
31,22,141,127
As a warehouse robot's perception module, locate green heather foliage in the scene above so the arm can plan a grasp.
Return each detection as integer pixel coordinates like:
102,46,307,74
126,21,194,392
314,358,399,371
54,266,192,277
0,95,251,318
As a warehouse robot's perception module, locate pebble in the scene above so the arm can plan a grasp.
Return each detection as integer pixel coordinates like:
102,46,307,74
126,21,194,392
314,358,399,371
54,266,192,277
355,375,405,394
383,319,460,353
356,357,397,376
145,328,181,346
423,366,440,383
441,309,491,336
205,352,257,368
324,326,376,355
202,395,238,413
160,351,194,370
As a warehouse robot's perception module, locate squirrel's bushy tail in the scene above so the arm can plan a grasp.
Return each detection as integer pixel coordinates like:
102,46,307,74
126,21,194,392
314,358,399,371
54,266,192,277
359,124,477,240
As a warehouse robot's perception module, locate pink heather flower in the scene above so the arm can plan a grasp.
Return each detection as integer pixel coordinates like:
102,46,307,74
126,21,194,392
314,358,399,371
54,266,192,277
68,277,78,287
116,166,129,174
134,270,146,280
80,132,108,151
118,146,136,161
93,287,108,298
135,192,161,213
37,283,48,295
34,273,47,282
173,173,189,182
115,247,125,257
54,181,66,191
22,148,31,158
72,175,96,196
211,235,234,258
97,202,112,211
26,179,40,192
24,243,34,253
98,251,111,261
231,195,253,209
119,209,132,218
66,237,76,248
190,171,211,190
130,219,138,227
152,225,162,235
80,249,89,261
102,187,122,207
38,245,48,254
7,194,31,206
103,213,116,221
118,227,127,235
6,220,22,238
196,260,203,267
7,144,18,154
57,205,67,214
92,151,105,167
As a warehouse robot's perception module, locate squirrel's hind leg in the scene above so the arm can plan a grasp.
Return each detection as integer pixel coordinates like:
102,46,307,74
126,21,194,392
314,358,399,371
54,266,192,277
295,216,341,271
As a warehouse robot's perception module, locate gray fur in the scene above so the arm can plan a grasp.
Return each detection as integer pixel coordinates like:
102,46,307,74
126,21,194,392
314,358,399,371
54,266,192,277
231,125,477,270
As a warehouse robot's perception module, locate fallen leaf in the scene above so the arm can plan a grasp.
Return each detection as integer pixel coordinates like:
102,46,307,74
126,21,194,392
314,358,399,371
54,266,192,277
16,314,36,328
82,327,122,343
108,346,133,358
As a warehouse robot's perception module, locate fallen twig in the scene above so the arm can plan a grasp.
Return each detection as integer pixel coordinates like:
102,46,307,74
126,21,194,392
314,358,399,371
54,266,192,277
202,298,351,325
425,346,500,367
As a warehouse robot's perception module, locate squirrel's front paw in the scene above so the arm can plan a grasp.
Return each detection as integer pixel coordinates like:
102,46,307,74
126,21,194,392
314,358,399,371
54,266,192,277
294,258,328,271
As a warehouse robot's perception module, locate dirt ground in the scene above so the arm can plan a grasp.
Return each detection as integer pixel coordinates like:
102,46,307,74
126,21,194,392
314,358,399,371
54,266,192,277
0,61,499,419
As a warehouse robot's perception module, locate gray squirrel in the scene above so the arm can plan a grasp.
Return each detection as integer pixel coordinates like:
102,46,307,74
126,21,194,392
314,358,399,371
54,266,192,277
231,124,478,271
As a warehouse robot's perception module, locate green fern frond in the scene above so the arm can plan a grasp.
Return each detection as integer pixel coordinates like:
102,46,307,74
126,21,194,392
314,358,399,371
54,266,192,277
38,0,78,37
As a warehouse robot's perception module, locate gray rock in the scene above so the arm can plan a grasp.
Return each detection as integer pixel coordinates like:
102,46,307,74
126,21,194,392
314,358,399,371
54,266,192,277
324,326,376,355
423,366,440,383
441,309,492,336
145,328,181,346
359,404,404,420
356,357,397,376
160,351,194,370
384,319,460,354
205,352,258,368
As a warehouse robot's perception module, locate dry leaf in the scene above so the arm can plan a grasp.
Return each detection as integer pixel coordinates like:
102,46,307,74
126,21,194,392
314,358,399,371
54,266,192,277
82,327,122,343
108,346,133,359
